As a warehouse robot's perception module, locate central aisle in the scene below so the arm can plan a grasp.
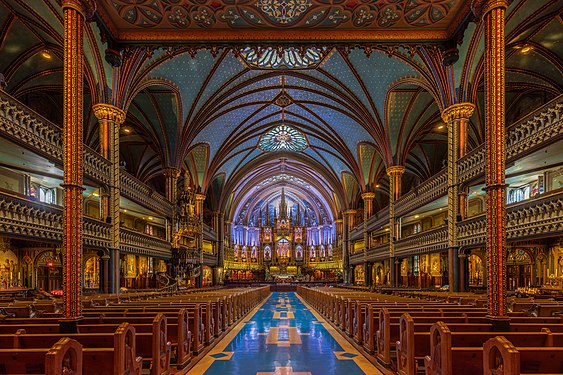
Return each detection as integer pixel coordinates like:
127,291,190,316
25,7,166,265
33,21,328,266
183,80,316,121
188,292,382,375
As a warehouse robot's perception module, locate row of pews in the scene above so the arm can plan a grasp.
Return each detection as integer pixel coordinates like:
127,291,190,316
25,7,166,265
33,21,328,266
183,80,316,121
0,286,270,374
297,286,563,375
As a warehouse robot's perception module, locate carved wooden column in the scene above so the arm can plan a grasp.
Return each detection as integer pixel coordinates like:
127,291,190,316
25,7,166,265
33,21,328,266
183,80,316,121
61,0,94,326
442,103,475,292
195,193,205,287
362,192,375,287
387,165,405,288
93,103,125,295
473,0,509,324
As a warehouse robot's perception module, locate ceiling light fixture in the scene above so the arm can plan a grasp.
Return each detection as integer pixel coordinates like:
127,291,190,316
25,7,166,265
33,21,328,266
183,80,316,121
520,44,533,54
414,215,420,219
41,49,52,59
437,125,444,130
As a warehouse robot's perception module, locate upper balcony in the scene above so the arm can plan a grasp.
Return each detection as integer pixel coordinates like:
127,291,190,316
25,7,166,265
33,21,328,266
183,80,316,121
0,90,173,216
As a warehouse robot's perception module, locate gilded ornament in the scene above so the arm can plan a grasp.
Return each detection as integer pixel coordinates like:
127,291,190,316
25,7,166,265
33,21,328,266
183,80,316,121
92,103,126,124
361,192,376,200
441,102,475,123
386,165,405,176
471,0,508,20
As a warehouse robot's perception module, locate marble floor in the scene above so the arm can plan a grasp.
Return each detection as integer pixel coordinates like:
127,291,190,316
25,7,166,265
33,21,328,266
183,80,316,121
188,292,382,375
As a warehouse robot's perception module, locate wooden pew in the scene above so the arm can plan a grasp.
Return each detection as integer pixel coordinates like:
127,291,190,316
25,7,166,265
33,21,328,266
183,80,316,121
483,335,563,375
0,337,82,375
0,323,141,375
423,322,563,375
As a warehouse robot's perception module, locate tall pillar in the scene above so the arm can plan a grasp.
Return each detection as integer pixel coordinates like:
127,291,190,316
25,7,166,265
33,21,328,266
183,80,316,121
442,103,475,292
93,103,125,295
473,0,509,323
61,0,95,324
195,193,205,287
343,210,356,284
163,167,180,242
215,211,225,284
387,166,405,288
362,192,375,287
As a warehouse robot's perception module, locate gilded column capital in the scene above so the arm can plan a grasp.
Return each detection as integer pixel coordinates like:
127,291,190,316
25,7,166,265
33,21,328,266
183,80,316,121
361,192,376,201
386,165,405,176
92,103,126,125
441,102,476,123
471,0,508,19
61,0,96,19
195,193,206,202
343,209,357,216
334,219,343,224
162,167,181,179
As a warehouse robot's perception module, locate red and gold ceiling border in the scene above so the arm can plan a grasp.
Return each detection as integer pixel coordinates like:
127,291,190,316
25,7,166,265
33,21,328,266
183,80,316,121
94,0,472,44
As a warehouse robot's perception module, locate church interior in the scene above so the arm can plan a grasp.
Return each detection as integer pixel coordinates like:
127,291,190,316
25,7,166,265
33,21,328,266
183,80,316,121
0,0,561,374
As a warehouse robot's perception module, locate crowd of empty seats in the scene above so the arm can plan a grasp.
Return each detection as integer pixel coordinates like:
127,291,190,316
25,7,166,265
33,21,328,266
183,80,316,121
0,286,269,374
297,286,563,375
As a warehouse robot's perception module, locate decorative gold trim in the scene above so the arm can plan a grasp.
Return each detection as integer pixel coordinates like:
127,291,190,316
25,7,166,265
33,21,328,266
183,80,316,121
343,209,357,215
386,166,405,176
195,194,206,202
361,192,376,200
92,103,126,124
441,102,476,123
471,0,508,20
61,0,96,19
162,167,181,179
116,29,451,43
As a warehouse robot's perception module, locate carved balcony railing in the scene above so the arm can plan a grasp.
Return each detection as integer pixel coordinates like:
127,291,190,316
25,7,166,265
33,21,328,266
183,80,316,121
458,191,563,248
395,169,448,217
394,225,448,258
458,95,563,184
202,251,218,266
350,243,390,264
0,191,110,248
120,170,172,216
0,91,111,185
120,227,172,257
350,206,390,241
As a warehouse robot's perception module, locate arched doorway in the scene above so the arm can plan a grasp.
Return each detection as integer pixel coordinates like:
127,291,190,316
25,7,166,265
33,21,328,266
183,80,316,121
84,256,100,290
35,250,62,292
507,249,533,289
468,253,484,287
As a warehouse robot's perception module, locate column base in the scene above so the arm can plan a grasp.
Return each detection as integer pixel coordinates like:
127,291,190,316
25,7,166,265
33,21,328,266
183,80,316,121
486,315,510,332
59,317,83,333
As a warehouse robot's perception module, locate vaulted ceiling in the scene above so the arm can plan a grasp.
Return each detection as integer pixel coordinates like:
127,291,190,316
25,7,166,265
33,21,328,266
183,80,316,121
0,0,561,223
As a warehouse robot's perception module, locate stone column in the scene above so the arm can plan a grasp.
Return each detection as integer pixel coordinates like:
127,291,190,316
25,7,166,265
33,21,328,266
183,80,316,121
215,211,225,284
473,0,509,323
101,254,110,294
362,192,375,287
442,103,475,292
195,193,205,287
61,0,95,324
387,166,405,288
93,103,125,295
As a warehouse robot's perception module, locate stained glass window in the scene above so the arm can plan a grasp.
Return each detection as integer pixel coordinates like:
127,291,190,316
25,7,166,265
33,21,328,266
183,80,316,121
259,124,308,152
240,47,326,69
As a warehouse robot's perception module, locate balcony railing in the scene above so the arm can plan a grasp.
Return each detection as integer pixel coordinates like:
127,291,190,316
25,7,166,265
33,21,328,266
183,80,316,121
395,168,448,217
0,91,174,214
458,190,563,248
0,191,110,248
458,95,562,184
120,227,172,257
120,170,172,216
393,225,448,258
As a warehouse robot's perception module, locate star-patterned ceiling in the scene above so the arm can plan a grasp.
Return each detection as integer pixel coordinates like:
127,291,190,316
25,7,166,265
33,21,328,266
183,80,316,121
0,0,561,223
